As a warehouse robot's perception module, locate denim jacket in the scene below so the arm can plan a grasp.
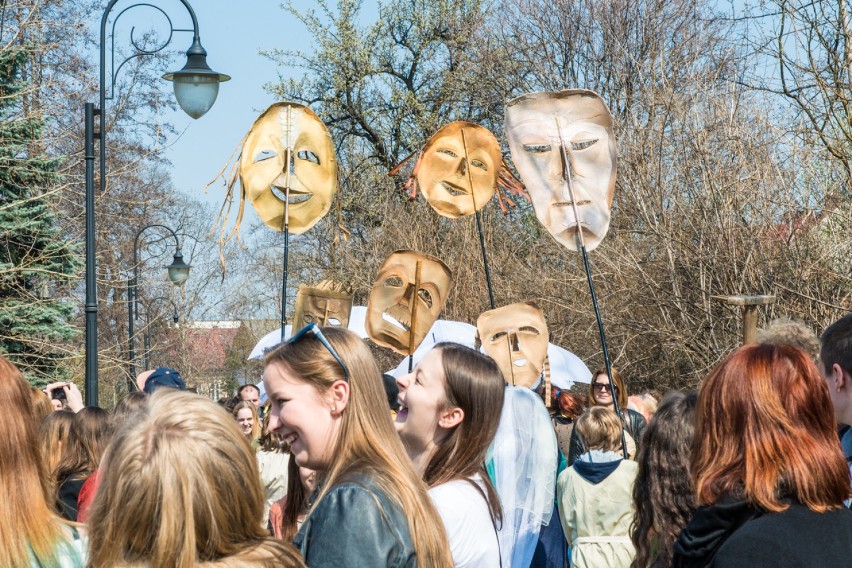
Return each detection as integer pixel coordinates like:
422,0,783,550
293,474,416,567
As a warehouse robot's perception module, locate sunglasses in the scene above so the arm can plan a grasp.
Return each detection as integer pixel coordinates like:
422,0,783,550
288,323,350,382
593,382,617,393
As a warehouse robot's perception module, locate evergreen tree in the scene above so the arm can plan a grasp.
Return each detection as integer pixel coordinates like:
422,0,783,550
0,46,81,386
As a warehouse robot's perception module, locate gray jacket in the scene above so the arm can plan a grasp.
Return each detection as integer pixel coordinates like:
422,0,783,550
293,474,417,567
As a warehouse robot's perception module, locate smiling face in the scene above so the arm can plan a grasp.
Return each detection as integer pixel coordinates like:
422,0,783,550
366,250,453,355
262,362,341,471
505,90,617,252
417,122,501,218
292,285,353,328
477,302,549,388
236,407,255,436
394,349,453,453
240,103,338,234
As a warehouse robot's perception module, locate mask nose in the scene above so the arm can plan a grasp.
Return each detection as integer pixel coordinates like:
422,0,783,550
456,158,467,176
401,283,416,307
509,332,520,352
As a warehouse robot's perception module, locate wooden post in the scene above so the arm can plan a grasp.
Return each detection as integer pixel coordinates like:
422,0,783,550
713,294,776,345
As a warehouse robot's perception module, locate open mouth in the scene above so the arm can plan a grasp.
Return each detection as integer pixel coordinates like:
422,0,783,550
513,358,528,367
382,312,410,332
396,400,409,421
281,431,298,449
271,185,313,205
441,181,470,197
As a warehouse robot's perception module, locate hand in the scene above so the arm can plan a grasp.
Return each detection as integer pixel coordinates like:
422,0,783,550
43,382,84,412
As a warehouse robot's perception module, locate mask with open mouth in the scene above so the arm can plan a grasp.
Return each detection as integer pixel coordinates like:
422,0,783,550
504,90,617,252
366,250,453,355
239,102,338,234
476,302,549,388
292,281,353,328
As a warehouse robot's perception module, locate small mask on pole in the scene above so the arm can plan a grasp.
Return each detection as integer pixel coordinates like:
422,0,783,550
476,302,549,388
292,281,353,329
366,250,453,355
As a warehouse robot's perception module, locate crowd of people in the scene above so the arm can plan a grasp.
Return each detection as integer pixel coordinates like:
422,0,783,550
2,312,852,567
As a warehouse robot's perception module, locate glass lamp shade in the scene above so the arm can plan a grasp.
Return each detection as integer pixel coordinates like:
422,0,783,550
166,253,191,287
171,74,220,119
163,39,230,119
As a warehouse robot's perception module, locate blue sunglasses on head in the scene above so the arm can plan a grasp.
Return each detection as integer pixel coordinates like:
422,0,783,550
286,323,350,382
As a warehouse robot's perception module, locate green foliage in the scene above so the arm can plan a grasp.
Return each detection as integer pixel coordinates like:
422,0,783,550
0,46,81,386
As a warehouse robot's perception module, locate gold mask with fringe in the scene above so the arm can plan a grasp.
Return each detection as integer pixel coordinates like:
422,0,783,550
240,102,338,234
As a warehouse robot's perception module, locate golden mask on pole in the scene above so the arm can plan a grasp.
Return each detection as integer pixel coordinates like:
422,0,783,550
504,90,617,252
292,281,353,329
366,250,453,355
416,121,502,218
239,102,338,234
476,302,549,388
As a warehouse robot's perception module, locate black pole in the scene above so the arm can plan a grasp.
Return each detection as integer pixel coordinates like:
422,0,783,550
280,226,289,342
555,116,626,457
84,103,99,407
475,210,496,310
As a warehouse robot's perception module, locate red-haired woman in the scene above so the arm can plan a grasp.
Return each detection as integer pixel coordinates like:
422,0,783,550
552,390,585,459
672,344,852,567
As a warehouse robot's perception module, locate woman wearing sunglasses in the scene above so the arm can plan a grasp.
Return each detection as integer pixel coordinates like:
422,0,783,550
263,324,453,568
395,343,505,567
567,368,646,464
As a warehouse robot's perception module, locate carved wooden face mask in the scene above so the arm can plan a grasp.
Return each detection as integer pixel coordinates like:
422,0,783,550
366,250,453,355
240,103,338,234
477,302,549,388
505,90,616,251
292,284,353,328
416,122,502,218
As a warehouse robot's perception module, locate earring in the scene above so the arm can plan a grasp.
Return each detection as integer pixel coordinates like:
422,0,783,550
331,404,337,413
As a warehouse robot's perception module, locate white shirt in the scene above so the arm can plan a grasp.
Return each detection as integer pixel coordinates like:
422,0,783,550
429,475,500,568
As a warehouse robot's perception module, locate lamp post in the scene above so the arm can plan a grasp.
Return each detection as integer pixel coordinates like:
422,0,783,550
84,1,229,406
128,224,190,384
140,296,180,371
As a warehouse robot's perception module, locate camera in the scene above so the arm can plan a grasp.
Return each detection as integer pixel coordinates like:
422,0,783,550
49,385,67,401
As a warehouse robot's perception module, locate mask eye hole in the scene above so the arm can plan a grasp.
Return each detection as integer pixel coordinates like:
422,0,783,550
437,148,458,158
571,139,598,151
523,144,551,153
297,150,320,165
417,289,433,309
519,326,540,334
385,276,403,287
304,314,315,323
490,331,508,343
327,318,341,326
253,150,277,163
471,159,487,171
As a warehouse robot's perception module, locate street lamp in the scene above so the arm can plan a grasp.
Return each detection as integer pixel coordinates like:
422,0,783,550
128,224,190,383
84,0,229,405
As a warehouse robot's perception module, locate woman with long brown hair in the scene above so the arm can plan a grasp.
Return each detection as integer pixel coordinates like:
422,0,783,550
263,325,453,567
0,356,86,567
53,406,111,521
630,390,697,568
672,344,852,566
87,389,304,567
234,400,261,445
269,454,317,541
395,343,505,567
567,367,646,464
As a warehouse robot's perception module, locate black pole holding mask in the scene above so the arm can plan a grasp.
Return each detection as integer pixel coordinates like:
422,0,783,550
460,128,496,310
280,108,294,343
555,117,627,459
